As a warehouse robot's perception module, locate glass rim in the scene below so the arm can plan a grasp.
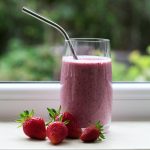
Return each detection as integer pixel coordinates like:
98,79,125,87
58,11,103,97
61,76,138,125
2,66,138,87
65,38,110,42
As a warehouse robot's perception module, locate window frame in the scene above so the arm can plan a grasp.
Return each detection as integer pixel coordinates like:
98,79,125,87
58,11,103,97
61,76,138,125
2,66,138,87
0,82,149,100
0,82,150,121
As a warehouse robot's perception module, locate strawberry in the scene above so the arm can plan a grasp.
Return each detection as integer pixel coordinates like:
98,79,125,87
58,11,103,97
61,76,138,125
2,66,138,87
67,126,82,139
59,112,77,126
16,110,46,140
80,121,105,142
59,112,82,139
47,107,82,138
46,121,68,145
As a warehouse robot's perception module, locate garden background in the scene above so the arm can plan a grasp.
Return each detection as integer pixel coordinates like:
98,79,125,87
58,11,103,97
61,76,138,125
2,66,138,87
0,0,150,81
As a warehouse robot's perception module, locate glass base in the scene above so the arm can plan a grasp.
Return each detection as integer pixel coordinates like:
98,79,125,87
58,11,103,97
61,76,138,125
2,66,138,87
103,123,110,133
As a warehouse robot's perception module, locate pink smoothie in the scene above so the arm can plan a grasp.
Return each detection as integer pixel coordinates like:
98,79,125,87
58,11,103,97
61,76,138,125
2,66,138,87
60,56,112,128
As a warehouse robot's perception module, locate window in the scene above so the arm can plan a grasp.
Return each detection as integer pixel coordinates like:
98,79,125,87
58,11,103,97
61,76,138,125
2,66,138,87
0,1,150,122
0,1,150,81
0,82,150,121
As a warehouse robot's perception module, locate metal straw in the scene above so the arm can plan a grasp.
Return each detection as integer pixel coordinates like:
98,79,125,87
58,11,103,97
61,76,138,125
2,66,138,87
22,7,78,60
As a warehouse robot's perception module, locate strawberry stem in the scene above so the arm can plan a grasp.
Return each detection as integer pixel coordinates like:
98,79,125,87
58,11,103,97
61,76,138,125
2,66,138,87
47,106,62,121
16,109,34,127
63,120,70,125
47,108,56,119
58,105,61,114
46,106,69,125
95,121,105,141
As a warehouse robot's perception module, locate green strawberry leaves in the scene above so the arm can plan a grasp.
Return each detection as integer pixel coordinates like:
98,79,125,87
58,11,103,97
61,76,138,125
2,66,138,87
46,106,69,126
47,106,61,120
95,121,105,141
16,110,34,127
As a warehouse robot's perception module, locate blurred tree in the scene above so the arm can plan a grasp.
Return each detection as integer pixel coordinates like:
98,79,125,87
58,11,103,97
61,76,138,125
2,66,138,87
39,0,150,52
0,0,44,55
0,0,150,54
0,0,150,81
0,39,58,81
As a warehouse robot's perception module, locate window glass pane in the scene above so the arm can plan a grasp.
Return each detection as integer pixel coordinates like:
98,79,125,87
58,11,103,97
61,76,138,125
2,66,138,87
0,0,150,81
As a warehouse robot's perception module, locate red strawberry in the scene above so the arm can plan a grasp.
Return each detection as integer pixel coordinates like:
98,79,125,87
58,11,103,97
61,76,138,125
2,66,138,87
67,126,82,139
80,121,105,142
60,112,82,138
46,121,68,145
16,110,46,140
47,107,82,138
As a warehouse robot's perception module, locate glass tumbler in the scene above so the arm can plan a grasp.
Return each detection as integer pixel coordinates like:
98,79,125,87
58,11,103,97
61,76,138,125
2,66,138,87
60,38,112,130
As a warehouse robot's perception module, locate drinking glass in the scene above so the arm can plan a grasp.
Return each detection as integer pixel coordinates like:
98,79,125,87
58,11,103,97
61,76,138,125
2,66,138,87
60,38,112,131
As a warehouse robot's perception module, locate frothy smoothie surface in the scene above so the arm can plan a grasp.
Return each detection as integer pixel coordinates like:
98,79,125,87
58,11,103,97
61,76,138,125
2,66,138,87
60,56,112,128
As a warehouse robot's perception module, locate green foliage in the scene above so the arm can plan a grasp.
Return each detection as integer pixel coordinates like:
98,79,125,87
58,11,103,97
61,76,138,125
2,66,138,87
0,38,150,81
0,39,58,81
40,0,150,50
0,0,150,81
128,50,150,81
112,53,128,81
1,0,150,52
112,49,150,81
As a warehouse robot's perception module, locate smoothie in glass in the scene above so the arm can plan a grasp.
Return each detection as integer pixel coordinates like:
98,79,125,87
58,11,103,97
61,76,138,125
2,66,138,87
60,55,112,128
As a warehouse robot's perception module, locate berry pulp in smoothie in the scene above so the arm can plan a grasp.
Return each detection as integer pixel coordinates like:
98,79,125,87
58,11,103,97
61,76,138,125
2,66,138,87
60,56,112,128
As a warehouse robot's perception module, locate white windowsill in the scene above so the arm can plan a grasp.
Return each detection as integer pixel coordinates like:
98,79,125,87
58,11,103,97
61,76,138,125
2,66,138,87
0,82,150,121
0,82,150,149
0,121,150,150
0,82,149,100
